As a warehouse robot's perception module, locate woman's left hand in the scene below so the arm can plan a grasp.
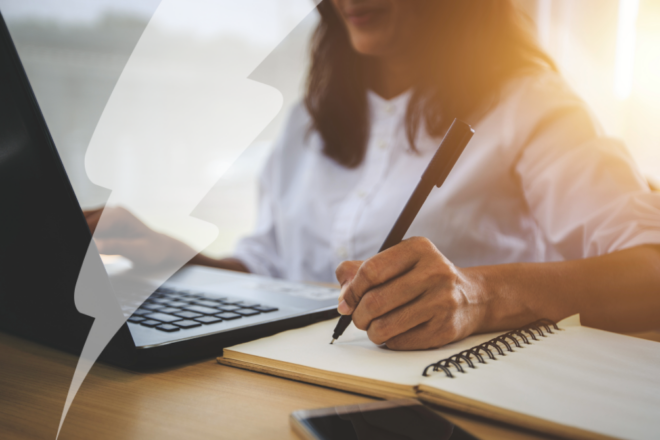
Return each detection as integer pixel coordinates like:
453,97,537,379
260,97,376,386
335,237,486,350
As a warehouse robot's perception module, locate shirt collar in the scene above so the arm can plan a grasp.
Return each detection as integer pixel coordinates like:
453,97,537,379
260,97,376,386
367,89,412,121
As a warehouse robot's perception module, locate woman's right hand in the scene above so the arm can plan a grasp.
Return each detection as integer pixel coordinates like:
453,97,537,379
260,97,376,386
84,206,196,269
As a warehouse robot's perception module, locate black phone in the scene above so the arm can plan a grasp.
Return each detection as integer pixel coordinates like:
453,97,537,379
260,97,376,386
290,399,480,440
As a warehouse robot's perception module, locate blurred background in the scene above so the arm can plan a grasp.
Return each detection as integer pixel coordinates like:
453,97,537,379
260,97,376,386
0,0,658,258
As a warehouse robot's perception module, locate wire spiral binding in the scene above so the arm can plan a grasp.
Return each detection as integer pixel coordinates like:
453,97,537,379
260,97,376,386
422,319,561,378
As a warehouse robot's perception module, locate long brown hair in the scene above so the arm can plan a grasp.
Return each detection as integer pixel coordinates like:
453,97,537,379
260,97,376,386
305,0,557,168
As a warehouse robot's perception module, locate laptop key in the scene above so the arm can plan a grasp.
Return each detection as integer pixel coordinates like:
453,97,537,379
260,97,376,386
235,301,260,308
192,299,223,308
218,305,241,312
183,305,219,315
149,297,171,304
140,319,161,328
174,320,202,329
142,303,165,311
234,308,260,317
182,292,205,298
155,323,180,332
215,312,242,320
128,316,146,323
174,311,203,319
253,305,278,313
144,312,181,323
194,316,222,324
133,309,151,316
165,300,190,308
159,307,183,314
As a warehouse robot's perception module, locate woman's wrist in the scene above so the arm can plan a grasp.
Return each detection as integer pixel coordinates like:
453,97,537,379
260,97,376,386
459,264,539,334
456,265,504,335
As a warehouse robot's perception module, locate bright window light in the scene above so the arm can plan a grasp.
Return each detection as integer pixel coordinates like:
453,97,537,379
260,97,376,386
614,0,640,99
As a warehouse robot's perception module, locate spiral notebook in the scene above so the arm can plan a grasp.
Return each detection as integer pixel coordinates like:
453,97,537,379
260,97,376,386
218,316,660,440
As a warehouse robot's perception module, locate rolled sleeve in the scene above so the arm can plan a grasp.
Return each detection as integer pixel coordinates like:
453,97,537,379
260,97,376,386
515,90,660,259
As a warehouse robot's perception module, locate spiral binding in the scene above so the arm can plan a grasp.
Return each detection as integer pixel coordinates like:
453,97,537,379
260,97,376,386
422,319,561,378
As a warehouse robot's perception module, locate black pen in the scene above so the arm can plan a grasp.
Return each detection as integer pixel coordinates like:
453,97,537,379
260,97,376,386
330,118,474,344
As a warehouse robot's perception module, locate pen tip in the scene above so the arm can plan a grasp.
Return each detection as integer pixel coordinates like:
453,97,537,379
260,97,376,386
330,339,335,345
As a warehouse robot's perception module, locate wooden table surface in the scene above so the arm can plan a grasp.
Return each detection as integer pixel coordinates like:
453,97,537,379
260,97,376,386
2,330,658,440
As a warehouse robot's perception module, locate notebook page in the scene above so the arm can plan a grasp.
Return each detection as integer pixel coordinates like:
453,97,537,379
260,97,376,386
225,318,503,387
420,325,660,440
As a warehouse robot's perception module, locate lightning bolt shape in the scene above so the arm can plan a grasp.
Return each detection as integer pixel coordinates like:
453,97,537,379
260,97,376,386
56,1,320,438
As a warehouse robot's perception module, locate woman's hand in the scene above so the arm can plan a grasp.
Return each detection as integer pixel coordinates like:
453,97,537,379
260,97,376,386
84,206,250,273
335,237,486,350
337,237,660,348
84,206,196,269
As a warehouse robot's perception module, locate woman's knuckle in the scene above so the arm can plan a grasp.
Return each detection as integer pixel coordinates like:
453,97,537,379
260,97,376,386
385,335,403,350
367,332,381,345
335,261,349,278
367,325,386,345
363,290,384,313
345,286,361,307
384,340,398,350
386,333,411,351
359,260,380,285
412,236,433,250
376,319,398,344
352,313,368,331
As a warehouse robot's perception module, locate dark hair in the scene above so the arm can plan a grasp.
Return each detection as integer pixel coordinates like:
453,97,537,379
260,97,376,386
305,0,557,168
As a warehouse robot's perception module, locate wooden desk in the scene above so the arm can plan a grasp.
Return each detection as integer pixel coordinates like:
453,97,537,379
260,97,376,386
3,330,657,440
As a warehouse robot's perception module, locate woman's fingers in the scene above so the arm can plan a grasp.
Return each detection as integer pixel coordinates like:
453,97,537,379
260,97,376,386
384,319,457,351
336,260,362,301
339,238,431,314
365,292,437,345
332,236,474,350
376,287,469,350
351,268,430,331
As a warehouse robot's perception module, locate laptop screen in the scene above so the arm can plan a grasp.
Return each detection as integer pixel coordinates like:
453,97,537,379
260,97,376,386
0,12,97,354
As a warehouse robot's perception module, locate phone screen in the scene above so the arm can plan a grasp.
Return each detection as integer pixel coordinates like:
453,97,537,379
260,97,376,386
299,404,479,440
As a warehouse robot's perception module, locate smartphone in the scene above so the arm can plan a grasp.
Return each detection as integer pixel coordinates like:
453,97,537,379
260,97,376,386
290,399,480,440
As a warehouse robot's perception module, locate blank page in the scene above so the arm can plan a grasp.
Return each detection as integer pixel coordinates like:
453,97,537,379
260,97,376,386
421,325,660,440
224,318,501,387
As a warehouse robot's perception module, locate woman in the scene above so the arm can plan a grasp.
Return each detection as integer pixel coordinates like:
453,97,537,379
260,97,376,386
90,0,660,350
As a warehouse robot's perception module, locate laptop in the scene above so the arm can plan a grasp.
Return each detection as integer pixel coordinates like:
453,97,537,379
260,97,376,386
0,12,338,368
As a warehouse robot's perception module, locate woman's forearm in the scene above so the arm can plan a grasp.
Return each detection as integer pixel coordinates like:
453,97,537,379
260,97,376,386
470,244,660,334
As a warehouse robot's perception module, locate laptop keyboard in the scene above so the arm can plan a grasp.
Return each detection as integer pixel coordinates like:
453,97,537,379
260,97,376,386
127,287,279,332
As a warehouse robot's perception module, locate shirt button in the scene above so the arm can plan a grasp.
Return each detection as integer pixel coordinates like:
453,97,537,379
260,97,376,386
337,246,348,259
357,190,366,199
384,103,394,114
378,140,387,150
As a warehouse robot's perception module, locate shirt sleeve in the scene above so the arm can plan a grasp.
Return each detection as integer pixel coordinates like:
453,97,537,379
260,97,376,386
232,138,286,278
513,74,660,260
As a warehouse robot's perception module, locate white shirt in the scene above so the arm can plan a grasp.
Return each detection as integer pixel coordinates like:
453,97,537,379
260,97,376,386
234,72,660,283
